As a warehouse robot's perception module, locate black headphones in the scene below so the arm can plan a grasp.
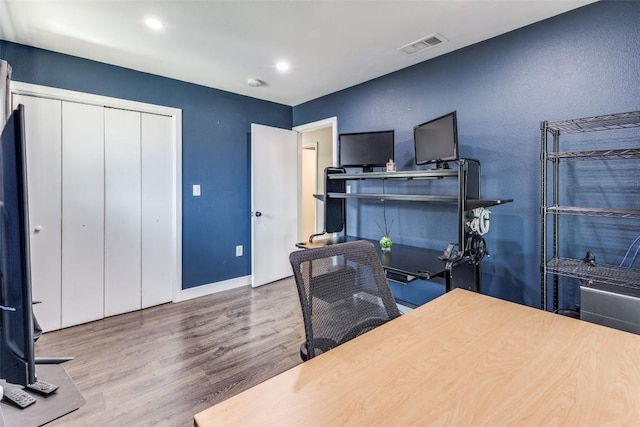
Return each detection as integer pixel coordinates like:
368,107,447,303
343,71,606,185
466,233,488,264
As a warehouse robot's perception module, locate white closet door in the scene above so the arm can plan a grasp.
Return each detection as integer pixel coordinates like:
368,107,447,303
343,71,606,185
141,113,174,308
61,102,105,328
15,95,63,332
104,108,142,316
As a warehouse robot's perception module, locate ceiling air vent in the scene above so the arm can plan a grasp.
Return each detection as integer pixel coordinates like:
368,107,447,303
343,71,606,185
398,33,446,56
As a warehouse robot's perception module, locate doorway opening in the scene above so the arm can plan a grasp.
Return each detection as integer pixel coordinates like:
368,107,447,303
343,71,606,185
293,117,337,243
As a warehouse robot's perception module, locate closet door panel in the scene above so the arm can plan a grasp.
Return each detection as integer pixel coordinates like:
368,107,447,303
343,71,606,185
104,108,142,316
15,95,63,332
61,102,105,328
141,113,174,308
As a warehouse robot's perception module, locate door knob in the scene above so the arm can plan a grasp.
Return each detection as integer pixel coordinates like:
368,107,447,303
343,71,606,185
255,211,262,217
34,226,43,233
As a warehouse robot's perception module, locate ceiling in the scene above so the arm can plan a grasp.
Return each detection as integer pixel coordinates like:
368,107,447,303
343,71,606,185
0,0,597,106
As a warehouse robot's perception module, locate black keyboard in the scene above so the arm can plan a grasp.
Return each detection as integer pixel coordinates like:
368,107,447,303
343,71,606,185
3,387,36,409
385,269,412,283
26,380,59,395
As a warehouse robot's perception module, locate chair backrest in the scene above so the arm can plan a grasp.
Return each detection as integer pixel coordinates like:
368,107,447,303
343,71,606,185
289,240,401,360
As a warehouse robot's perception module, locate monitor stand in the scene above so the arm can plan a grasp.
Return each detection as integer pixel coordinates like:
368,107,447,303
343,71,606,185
0,364,85,426
435,160,450,170
35,356,74,365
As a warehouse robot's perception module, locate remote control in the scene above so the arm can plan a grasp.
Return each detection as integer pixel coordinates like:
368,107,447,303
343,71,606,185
2,387,36,409
26,380,59,395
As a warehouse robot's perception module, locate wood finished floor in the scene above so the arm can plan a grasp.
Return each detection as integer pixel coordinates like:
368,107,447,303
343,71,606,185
34,277,304,426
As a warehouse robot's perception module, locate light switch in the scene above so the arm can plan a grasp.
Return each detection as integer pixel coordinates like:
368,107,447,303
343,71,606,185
193,184,201,196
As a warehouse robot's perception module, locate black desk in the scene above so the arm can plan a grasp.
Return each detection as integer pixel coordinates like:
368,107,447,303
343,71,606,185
296,236,478,292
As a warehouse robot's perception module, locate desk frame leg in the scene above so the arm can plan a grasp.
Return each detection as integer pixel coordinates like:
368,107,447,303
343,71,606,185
444,261,482,293
444,265,452,293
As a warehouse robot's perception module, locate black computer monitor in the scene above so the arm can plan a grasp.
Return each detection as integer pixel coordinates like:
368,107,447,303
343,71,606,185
0,104,37,387
339,130,394,173
414,111,458,169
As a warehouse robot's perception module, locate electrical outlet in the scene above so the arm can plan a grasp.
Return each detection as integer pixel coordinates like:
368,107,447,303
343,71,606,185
236,245,243,257
193,184,201,196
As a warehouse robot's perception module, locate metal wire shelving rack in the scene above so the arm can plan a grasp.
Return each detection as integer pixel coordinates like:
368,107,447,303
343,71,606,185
541,110,640,312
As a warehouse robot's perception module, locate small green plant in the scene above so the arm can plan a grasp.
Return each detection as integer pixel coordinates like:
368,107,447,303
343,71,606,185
377,210,394,251
376,217,394,238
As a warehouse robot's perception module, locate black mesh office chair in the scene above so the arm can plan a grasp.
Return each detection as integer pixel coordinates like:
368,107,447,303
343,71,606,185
289,240,401,361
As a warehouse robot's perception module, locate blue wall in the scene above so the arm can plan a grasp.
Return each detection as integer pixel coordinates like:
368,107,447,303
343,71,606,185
0,41,292,289
293,0,640,308
2,0,638,306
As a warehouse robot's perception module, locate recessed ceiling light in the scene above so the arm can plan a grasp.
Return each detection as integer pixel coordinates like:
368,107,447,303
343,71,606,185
276,61,290,72
144,17,163,31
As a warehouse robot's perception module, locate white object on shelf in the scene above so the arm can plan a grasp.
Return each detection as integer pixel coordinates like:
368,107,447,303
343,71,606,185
386,159,396,172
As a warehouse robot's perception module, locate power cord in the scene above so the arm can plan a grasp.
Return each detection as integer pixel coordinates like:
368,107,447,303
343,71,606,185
466,233,488,265
619,234,640,268
466,207,490,236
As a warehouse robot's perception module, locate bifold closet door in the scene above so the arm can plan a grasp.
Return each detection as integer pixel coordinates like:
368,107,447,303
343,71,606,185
61,102,105,328
15,95,63,332
141,113,174,308
104,108,142,316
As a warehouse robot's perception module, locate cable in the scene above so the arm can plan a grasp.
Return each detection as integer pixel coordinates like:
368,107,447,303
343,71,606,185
629,241,640,269
466,233,488,264
619,234,640,268
466,207,490,236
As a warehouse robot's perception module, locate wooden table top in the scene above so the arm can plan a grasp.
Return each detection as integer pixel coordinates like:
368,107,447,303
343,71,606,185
194,289,640,426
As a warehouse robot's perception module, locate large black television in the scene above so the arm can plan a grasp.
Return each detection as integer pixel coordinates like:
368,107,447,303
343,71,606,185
414,111,458,169
339,130,394,173
0,104,37,387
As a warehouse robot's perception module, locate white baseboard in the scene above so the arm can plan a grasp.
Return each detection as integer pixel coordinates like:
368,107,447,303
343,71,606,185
175,275,251,302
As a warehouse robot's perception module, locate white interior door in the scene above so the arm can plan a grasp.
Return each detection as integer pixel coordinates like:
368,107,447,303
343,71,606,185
15,94,63,332
251,124,298,287
61,101,105,328
104,108,142,316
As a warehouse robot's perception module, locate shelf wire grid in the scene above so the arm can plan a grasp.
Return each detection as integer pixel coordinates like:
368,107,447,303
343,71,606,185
546,111,640,134
546,257,640,288
546,206,640,219
546,147,640,160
